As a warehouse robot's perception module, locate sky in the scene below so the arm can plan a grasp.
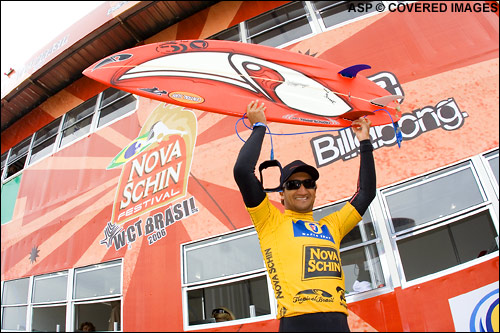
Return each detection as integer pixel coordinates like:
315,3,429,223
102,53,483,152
1,1,106,83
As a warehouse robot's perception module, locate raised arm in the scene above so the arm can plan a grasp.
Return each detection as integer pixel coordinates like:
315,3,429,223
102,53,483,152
349,117,376,215
233,101,268,208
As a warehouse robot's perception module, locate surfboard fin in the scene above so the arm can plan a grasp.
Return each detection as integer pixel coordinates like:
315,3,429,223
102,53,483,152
338,64,371,78
340,110,375,121
370,95,404,107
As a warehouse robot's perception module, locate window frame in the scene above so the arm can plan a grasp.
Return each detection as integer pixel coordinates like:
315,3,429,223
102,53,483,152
313,200,393,301
180,226,276,331
0,260,123,332
1,88,137,185
378,157,499,288
28,116,63,167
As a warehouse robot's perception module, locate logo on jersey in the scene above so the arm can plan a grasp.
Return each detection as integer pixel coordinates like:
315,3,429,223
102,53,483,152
303,245,342,280
293,289,334,304
293,220,335,244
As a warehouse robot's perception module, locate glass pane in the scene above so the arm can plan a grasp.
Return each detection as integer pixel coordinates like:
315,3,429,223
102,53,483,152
397,210,498,281
450,210,498,261
62,97,97,129
7,136,31,164
341,244,385,295
29,136,57,165
247,2,307,37
60,116,92,147
32,305,66,332
385,164,485,232
314,201,345,220
1,306,27,330
6,156,26,178
208,25,240,41
33,272,68,303
250,17,312,47
2,278,29,305
100,88,128,109
98,94,136,128
188,275,271,325
485,151,499,185
186,233,264,284
33,118,60,146
75,300,121,331
314,202,375,248
314,1,382,28
1,151,8,169
74,263,121,299
398,226,458,281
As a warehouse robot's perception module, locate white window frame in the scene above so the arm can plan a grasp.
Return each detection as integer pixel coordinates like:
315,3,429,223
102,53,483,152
313,200,394,301
1,88,137,184
0,259,123,332
180,226,276,331
378,155,499,289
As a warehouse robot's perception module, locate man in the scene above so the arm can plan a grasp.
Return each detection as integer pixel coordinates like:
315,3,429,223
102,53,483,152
233,100,376,332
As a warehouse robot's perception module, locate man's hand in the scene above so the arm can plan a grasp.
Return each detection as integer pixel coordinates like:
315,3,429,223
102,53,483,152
351,117,372,141
247,100,267,126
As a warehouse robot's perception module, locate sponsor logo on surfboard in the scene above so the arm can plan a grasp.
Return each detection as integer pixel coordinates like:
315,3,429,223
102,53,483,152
168,91,204,104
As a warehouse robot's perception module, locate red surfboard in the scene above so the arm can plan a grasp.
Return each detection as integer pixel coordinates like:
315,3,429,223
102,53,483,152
83,39,402,127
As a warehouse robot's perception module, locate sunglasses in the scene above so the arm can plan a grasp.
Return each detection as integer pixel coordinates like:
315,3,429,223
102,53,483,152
212,308,229,316
283,179,316,190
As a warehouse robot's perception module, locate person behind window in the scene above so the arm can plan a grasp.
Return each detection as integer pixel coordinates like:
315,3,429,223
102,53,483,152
233,100,376,332
212,307,236,322
79,321,96,331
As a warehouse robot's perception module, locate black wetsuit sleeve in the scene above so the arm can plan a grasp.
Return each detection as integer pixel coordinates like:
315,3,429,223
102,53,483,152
233,126,267,208
349,140,376,216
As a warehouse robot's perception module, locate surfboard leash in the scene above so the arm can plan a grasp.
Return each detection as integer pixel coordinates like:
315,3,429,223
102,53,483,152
235,109,401,192
235,108,403,151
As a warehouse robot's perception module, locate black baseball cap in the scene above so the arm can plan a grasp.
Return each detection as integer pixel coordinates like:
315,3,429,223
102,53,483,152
280,160,319,188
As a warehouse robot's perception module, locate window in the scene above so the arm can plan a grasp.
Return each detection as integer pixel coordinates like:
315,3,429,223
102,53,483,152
1,151,7,180
246,2,313,47
182,228,273,328
381,161,499,283
384,161,486,234
0,260,122,332
311,1,383,29
1,278,29,331
207,25,241,42
31,272,68,331
60,96,98,148
4,136,31,179
97,88,137,128
314,202,386,295
29,117,61,165
396,209,498,281
73,261,122,331
1,87,137,185
483,149,499,198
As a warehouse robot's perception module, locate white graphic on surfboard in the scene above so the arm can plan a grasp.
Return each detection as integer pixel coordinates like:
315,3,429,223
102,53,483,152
118,52,352,117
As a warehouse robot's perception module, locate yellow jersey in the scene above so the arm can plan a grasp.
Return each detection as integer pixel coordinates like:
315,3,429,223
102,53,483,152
247,195,362,318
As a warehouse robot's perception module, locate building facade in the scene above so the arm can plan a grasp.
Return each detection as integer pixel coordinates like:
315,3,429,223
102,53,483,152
1,1,499,332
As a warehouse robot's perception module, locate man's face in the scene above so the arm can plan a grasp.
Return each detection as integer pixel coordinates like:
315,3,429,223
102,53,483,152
280,172,317,213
